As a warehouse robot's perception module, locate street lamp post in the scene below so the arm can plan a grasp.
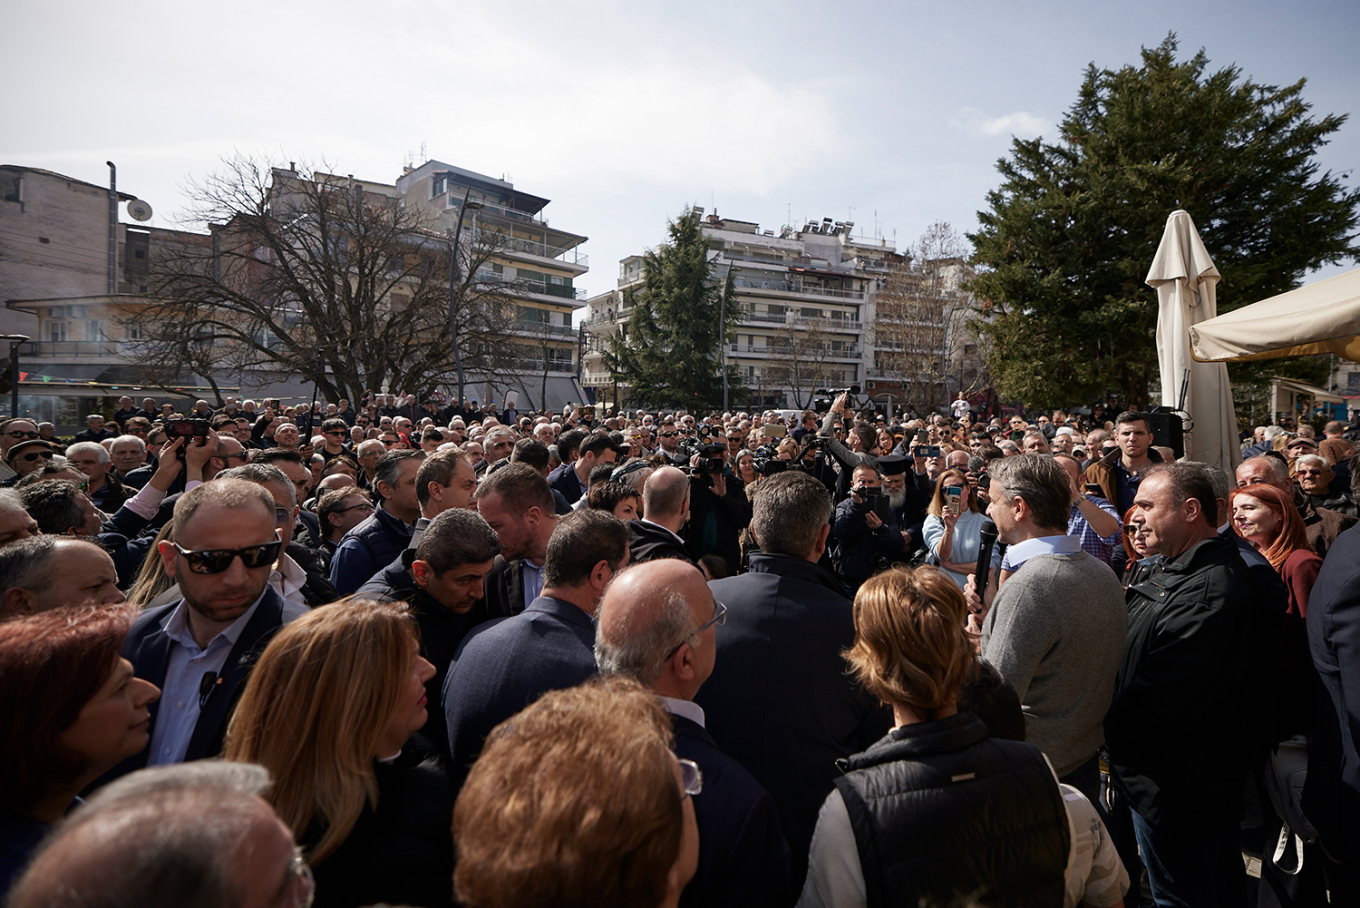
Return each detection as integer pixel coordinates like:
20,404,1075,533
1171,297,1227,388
447,188,484,406
0,336,31,418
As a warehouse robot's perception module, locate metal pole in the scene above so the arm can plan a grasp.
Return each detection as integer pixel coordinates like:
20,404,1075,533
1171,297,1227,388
10,342,19,419
107,163,118,295
720,263,733,412
448,186,474,406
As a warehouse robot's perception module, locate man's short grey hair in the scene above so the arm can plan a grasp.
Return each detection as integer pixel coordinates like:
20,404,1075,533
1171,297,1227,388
0,535,62,594
1199,463,1232,504
1241,455,1290,486
111,435,147,454
7,762,275,908
987,454,1070,530
65,441,111,464
751,471,831,559
595,584,696,687
0,487,26,517
357,439,385,458
1262,425,1285,440
216,463,296,508
374,449,424,501
1295,453,1331,472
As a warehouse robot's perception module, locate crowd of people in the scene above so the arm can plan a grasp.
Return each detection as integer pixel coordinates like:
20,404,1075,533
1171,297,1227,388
3,388,1360,908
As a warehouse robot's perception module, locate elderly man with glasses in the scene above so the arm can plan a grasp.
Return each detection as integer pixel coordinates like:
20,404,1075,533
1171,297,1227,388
101,478,308,785
596,558,791,908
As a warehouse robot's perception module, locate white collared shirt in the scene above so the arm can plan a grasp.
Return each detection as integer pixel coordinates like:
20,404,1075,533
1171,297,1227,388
1004,533,1082,571
147,591,267,766
658,696,707,728
269,552,308,608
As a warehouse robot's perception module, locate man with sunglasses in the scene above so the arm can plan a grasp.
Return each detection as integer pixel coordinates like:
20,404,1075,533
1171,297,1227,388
110,478,307,780
657,423,686,466
0,418,41,484
596,558,792,908
317,418,353,464
4,439,56,485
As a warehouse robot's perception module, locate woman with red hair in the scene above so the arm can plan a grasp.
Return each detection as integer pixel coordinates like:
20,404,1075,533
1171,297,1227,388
0,604,159,893
1230,482,1322,616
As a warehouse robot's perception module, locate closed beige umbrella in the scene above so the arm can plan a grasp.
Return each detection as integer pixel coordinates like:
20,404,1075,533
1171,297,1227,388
1148,210,1240,473
1189,268,1360,363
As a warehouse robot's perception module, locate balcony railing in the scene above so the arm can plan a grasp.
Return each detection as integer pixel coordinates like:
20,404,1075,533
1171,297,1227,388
513,320,576,336
21,341,121,357
731,277,865,301
498,235,588,268
729,344,862,358
514,359,576,373
735,308,862,330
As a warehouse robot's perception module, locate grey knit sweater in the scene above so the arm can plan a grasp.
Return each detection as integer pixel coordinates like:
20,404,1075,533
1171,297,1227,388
980,551,1128,776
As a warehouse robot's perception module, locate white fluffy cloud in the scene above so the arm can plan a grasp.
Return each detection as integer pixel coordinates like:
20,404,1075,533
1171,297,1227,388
950,107,1053,140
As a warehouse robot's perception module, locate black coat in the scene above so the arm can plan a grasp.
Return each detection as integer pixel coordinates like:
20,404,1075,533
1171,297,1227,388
307,736,454,908
629,518,695,565
694,554,892,889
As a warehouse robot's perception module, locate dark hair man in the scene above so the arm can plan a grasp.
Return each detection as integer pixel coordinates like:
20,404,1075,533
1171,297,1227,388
108,479,308,782
1085,410,1161,515
474,463,558,617
596,559,792,907
443,509,629,792
693,471,891,888
315,487,373,563
964,454,1127,806
328,448,424,596
317,418,352,462
548,431,621,505
1105,462,1268,905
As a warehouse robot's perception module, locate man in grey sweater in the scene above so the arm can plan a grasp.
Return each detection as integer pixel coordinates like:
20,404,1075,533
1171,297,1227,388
965,454,1128,804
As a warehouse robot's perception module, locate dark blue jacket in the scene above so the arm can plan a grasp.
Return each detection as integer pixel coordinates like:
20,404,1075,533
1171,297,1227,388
672,713,791,908
442,596,598,791
329,505,413,596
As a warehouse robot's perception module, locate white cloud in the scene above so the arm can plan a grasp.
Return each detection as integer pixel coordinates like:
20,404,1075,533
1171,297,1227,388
950,107,1053,140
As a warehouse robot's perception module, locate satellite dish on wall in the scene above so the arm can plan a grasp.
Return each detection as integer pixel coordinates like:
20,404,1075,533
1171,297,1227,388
126,200,153,221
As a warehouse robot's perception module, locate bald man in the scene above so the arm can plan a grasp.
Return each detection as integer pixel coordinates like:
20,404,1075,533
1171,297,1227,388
596,559,791,908
628,466,695,564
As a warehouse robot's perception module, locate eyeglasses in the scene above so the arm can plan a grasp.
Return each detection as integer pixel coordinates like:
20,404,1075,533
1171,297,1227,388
221,451,251,461
274,507,296,526
287,848,316,908
659,431,677,437
172,537,283,574
678,758,703,799
19,450,53,463
6,430,39,439
335,501,374,515
666,600,727,660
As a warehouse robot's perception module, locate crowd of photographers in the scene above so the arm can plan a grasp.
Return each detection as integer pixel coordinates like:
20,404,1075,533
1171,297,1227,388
3,386,1360,908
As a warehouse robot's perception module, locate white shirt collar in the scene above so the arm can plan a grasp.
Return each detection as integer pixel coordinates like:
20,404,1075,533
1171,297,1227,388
658,696,706,728
1005,533,1081,569
269,553,308,607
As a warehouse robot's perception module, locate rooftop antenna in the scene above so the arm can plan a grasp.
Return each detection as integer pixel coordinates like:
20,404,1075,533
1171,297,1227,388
419,140,426,162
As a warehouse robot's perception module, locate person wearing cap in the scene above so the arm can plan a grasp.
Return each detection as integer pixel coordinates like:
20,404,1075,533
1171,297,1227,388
4,440,56,485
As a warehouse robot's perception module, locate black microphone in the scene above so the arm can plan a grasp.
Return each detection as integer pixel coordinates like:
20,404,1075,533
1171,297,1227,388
975,520,998,599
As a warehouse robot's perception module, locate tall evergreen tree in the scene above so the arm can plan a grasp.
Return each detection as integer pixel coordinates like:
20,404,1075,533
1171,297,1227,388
604,208,740,409
968,34,1360,412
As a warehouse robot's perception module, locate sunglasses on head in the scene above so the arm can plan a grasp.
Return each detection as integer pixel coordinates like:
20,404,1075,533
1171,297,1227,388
172,538,283,574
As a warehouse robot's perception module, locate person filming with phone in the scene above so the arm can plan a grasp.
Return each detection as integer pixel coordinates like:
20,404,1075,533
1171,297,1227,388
923,468,995,591
831,464,907,593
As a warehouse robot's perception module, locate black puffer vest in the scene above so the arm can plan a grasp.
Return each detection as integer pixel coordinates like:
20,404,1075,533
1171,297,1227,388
833,712,1070,908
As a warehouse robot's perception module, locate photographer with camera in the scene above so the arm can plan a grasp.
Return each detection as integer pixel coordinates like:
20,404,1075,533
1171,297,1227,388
682,438,751,576
831,464,908,593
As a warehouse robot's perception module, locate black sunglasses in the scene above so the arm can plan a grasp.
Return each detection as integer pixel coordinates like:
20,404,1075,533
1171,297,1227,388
19,450,53,463
6,430,39,439
172,539,283,574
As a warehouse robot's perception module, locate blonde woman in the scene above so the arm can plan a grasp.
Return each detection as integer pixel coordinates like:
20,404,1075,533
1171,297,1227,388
224,598,447,908
921,469,992,590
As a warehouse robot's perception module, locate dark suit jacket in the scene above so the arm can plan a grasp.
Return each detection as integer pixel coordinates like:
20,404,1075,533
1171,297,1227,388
442,596,598,791
547,462,586,504
629,519,695,565
1304,522,1360,860
672,713,791,908
107,589,306,781
480,555,527,620
694,554,892,889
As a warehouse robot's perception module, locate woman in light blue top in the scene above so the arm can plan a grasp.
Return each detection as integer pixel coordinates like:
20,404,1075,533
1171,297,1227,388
922,469,994,590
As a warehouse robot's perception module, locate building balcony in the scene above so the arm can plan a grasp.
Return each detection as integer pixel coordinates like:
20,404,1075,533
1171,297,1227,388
735,308,862,331
496,235,588,271
514,359,576,374
731,277,865,301
513,320,577,337
729,344,862,359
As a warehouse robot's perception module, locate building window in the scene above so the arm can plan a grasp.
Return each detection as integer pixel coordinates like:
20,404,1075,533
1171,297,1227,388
47,322,68,343
1348,372,1360,392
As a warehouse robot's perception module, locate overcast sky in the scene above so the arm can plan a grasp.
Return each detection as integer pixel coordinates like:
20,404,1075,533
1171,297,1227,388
8,0,1359,310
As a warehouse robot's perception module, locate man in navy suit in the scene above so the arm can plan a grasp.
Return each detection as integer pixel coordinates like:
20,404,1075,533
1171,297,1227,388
442,509,629,791
596,558,791,908
107,478,307,781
